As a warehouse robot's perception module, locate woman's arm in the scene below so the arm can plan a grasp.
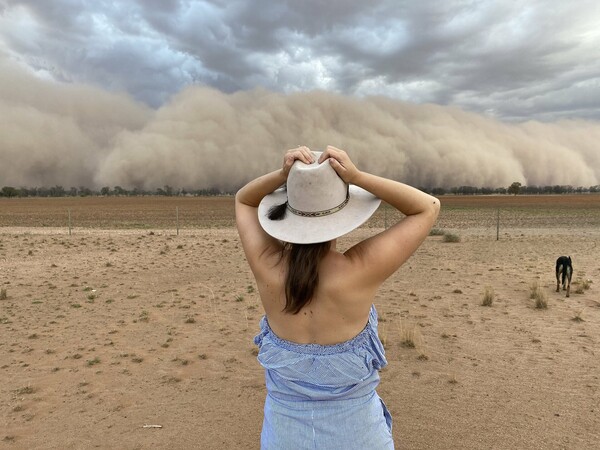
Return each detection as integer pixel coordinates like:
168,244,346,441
319,146,440,284
235,147,314,271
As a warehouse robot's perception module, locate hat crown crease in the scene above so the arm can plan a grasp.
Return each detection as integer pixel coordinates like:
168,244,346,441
287,154,347,214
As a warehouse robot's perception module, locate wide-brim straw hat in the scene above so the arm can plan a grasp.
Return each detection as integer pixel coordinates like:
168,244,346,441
258,151,381,244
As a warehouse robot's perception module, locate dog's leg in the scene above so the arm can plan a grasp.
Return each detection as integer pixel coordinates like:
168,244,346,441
566,266,572,297
556,264,562,292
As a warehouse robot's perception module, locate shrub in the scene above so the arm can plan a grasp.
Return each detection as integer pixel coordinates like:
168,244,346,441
443,233,461,243
429,228,445,236
482,286,494,306
530,283,547,309
400,324,417,348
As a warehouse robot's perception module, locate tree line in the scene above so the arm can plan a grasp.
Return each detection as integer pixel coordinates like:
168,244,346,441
0,185,230,198
1,183,599,198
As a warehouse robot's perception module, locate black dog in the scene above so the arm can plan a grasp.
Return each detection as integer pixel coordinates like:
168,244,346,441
555,256,573,297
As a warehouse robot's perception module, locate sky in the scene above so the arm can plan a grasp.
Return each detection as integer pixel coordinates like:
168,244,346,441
1,0,600,190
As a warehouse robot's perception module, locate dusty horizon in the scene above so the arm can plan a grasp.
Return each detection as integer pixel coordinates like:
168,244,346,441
2,59,600,192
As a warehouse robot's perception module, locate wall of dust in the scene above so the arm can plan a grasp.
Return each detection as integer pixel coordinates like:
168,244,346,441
2,59,599,191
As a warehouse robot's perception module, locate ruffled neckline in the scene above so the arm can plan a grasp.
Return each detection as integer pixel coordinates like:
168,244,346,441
255,305,378,355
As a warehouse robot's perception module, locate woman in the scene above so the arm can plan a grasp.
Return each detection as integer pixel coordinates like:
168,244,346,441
236,146,440,449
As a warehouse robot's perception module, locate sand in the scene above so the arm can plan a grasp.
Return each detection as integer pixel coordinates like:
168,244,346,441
1,196,599,449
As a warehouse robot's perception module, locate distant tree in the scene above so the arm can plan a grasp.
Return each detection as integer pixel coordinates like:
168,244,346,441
1,186,18,197
100,186,111,196
48,185,65,197
432,187,446,196
79,186,92,197
113,186,128,196
508,182,522,196
68,187,78,196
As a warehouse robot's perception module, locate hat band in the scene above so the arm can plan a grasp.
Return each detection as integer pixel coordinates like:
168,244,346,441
287,191,350,218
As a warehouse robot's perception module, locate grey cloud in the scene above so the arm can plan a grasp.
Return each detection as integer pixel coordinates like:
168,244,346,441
1,0,600,120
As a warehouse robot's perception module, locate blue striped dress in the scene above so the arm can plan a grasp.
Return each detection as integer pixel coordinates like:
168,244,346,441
254,305,394,449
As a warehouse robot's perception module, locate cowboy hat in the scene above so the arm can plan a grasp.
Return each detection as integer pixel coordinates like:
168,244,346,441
258,152,381,244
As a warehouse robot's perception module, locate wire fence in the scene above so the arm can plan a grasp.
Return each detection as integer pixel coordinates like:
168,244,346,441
1,196,599,233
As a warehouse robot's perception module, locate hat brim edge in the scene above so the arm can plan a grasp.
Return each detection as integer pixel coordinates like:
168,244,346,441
258,185,381,244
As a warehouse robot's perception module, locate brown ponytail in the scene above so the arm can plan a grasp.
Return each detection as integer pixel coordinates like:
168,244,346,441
282,241,330,314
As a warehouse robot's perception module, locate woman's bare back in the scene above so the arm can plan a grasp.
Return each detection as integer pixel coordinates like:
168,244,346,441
257,246,378,345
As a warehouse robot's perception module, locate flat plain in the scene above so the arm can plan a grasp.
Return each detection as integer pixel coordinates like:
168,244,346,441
1,195,599,449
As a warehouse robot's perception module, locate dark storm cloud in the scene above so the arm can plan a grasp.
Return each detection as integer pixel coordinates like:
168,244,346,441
1,0,600,120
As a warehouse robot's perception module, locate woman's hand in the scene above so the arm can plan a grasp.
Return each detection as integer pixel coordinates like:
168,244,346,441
318,145,361,184
282,146,314,177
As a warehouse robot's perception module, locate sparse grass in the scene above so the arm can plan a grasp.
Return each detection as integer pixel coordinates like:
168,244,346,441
0,287,7,300
572,310,584,322
379,322,389,349
573,278,591,294
235,295,244,302
530,283,548,309
481,286,494,307
443,233,461,243
87,357,101,366
14,385,35,395
429,228,445,236
400,328,416,348
185,316,196,324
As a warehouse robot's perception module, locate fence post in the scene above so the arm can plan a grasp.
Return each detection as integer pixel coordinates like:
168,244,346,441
384,203,387,229
496,208,500,241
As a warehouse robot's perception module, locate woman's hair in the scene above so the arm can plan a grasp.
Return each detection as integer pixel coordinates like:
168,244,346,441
282,241,330,314
267,196,330,314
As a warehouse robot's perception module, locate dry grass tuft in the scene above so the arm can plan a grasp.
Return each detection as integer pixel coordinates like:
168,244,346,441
530,283,547,309
481,286,494,307
574,278,592,294
400,323,417,349
443,233,461,243
429,228,445,236
0,287,7,300
378,321,389,349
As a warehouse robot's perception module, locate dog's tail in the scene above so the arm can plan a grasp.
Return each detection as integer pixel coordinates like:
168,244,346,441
561,256,573,285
